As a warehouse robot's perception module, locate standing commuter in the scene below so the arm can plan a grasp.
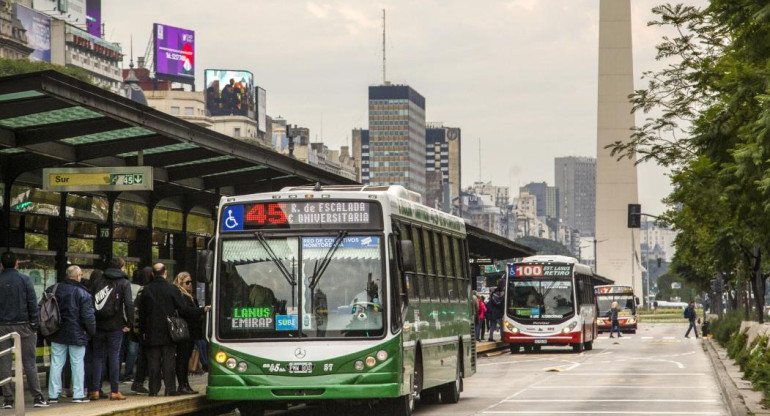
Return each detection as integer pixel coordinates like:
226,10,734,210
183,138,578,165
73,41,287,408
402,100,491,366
685,301,699,338
486,288,504,342
130,267,152,395
172,272,210,394
47,265,96,404
471,291,480,340
476,294,487,341
91,257,133,401
0,251,49,408
609,301,622,338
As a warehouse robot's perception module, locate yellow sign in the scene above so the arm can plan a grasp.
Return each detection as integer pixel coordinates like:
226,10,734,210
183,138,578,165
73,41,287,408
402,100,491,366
48,173,110,187
42,167,153,192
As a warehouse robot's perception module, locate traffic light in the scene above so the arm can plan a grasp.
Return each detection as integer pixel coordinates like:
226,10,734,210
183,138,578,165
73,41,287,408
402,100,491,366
657,258,662,268
627,204,641,228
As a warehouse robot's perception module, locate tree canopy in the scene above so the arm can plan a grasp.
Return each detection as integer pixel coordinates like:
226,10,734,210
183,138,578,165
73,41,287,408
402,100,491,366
0,57,93,84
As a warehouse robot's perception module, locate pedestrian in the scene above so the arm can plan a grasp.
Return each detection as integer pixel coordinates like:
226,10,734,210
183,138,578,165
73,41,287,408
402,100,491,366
47,265,96,404
609,301,622,338
139,263,191,396
122,269,146,383
172,272,210,395
476,293,487,341
471,291,480,340
685,301,699,338
130,267,152,395
90,257,133,401
83,269,101,398
486,288,504,342
0,251,49,408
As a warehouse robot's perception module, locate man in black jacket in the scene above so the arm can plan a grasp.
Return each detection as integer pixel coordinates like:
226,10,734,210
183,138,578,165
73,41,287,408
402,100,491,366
47,265,96,403
139,263,188,396
90,257,133,401
0,251,49,408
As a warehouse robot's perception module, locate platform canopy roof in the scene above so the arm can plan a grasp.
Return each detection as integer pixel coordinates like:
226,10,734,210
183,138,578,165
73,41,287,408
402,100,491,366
466,224,536,261
0,70,357,208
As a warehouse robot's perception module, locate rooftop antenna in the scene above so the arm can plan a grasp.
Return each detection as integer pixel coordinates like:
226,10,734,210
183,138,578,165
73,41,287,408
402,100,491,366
382,9,387,85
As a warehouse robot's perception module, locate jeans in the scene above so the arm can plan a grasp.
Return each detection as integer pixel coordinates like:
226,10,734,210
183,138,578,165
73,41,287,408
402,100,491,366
196,339,209,368
49,343,86,400
474,317,482,340
610,319,621,337
124,339,139,380
147,345,176,395
685,320,699,338
93,330,123,394
0,324,44,401
488,318,501,341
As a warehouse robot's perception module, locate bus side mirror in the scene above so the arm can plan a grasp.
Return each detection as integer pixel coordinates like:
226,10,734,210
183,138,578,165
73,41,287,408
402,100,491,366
197,250,214,283
399,240,416,273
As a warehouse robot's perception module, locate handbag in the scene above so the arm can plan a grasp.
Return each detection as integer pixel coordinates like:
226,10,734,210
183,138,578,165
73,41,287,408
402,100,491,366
167,311,190,343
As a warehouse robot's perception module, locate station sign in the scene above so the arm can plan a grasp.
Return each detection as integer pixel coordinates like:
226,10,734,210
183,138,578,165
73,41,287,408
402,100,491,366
43,167,154,192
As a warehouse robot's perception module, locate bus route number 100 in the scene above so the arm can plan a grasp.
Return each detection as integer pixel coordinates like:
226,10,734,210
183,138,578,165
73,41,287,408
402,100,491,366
515,265,544,277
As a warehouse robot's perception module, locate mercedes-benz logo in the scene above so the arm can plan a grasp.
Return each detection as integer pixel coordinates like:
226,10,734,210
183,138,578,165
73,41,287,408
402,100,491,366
294,347,306,359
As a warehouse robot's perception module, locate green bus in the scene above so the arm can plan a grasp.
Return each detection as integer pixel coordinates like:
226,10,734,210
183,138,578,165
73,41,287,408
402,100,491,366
204,185,476,416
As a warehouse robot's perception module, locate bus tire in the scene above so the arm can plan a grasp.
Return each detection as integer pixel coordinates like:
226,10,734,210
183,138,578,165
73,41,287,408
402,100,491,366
421,388,440,404
237,402,265,416
439,352,462,404
533,345,541,353
509,344,520,354
389,394,414,416
523,345,533,353
584,340,593,351
572,342,584,353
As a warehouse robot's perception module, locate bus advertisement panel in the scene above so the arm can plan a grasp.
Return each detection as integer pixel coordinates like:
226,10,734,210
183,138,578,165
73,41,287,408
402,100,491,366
503,256,597,353
595,285,638,333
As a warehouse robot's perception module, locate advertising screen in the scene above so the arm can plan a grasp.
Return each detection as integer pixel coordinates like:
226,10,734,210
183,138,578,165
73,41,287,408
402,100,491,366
85,0,101,37
153,23,195,81
205,70,254,118
14,5,51,62
257,87,266,132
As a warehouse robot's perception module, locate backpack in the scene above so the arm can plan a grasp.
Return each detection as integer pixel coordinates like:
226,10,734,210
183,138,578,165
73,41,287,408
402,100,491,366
683,307,690,319
93,278,122,319
39,284,61,337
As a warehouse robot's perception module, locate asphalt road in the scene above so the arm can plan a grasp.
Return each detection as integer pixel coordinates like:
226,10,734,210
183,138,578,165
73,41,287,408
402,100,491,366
222,323,728,416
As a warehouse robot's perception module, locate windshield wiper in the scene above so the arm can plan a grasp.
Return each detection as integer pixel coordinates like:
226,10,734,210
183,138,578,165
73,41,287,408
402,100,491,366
309,231,348,290
255,232,296,286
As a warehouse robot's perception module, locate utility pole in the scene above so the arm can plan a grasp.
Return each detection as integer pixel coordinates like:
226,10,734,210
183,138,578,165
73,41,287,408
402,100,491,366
382,9,387,84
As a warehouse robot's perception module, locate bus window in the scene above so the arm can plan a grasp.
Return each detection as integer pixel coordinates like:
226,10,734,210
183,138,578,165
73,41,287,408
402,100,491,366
412,227,428,300
433,232,448,301
422,229,436,301
410,226,424,274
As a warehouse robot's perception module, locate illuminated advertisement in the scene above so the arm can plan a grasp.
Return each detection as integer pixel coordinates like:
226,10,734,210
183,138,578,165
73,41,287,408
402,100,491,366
14,5,51,62
257,87,266,132
205,69,254,117
153,23,194,81
85,0,101,37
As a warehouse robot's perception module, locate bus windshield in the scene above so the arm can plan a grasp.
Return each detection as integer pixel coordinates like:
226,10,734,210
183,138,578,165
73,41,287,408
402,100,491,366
217,235,384,340
507,279,574,320
597,295,636,318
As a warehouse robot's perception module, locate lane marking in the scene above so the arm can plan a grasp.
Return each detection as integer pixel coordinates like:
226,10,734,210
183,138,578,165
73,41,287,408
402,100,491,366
642,336,653,339
477,357,552,367
502,399,718,403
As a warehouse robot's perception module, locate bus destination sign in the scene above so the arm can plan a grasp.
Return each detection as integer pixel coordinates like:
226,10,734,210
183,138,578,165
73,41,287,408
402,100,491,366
595,286,633,295
221,201,380,231
509,263,572,278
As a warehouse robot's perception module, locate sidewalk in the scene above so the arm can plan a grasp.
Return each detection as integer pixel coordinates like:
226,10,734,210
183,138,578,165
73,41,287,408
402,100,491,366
703,337,770,416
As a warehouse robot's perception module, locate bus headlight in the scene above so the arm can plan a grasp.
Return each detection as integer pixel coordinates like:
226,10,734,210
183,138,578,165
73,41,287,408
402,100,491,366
504,321,511,329
596,318,603,324
365,356,377,367
237,362,248,373
226,358,237,369
376,350,388,361
354,360,365,371
626,318,636,324
510,327,519,334
215,351,228,364
562,322,578,334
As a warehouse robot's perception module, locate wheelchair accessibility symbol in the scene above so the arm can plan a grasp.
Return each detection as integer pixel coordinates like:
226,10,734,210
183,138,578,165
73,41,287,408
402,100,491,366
221,205,243,231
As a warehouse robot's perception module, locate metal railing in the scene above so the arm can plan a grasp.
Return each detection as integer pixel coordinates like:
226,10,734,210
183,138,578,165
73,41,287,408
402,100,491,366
0,332,25,416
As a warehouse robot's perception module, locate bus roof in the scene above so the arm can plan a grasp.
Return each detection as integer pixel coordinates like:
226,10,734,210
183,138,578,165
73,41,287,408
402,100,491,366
520,255,581,264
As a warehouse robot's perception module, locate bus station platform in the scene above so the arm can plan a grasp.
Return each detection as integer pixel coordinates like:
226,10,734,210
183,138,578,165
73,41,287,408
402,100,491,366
20,339,507,416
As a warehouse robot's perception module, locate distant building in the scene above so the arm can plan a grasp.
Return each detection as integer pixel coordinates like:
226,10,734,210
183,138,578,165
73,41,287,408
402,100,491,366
554,156,596,236
641,219,677,263
461,181,512,237
367,84,426,195
351,128,369,183
0,2,33,60
50,20,122,90
425,123,461,212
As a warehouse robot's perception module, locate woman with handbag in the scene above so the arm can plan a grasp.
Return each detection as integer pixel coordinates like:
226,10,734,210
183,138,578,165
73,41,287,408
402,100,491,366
172,272,210,395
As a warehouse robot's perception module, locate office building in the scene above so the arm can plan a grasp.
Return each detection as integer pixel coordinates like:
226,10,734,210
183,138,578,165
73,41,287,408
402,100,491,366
554,156,595,236
425,123,461,212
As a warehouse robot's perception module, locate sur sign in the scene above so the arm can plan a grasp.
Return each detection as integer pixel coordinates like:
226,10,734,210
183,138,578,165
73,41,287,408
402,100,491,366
43,167,153,192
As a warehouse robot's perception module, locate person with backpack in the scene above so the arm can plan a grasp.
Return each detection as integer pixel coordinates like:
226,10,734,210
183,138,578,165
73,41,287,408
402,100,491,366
486,288,505,342
90,257,133,401
46,265,96,404
684,301,699,338
0,251,49,409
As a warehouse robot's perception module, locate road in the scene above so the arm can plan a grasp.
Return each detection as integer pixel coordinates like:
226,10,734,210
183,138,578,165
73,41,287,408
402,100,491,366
219,323,727,416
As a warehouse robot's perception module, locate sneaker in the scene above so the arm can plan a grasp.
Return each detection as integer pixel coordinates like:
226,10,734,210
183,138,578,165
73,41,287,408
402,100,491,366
72,397,91,403
2,400,12,409
131,382,150,395
49,396,59,403
110,392,127,401
34,398,50,407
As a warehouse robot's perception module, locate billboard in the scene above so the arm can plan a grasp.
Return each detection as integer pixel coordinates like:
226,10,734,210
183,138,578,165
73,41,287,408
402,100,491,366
14,5,51,62
85,0,101,38
205,70,254,118
256,87,266,133
154,23,195,82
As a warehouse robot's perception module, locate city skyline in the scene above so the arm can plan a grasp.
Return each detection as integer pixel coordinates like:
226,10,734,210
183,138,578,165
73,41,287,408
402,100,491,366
102,0,706,216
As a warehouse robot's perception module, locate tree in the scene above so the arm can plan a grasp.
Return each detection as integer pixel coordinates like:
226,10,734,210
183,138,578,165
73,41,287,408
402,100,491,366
0,57,93,83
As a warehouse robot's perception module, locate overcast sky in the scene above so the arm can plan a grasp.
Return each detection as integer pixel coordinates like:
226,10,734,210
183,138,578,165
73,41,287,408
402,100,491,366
103,0,705,216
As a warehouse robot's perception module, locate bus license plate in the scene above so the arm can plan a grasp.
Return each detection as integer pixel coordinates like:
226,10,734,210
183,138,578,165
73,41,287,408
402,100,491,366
534,339,547,344
288,362,314,373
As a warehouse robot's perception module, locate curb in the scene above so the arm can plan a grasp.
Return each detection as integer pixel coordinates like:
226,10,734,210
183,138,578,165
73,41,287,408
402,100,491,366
703,338,749,416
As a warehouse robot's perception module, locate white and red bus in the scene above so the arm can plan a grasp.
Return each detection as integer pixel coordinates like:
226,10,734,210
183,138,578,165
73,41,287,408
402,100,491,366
595,285,638,334
503,256,597,353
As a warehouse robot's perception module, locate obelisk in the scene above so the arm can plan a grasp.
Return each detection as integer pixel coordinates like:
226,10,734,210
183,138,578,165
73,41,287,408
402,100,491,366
595,0,641,299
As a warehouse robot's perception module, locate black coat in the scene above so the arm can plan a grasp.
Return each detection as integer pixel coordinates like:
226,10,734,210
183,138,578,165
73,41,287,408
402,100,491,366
138,277,195,346
485,294,504,321
0,268,38,328
46,279,96,346
93,268,134,332
177,288,205,341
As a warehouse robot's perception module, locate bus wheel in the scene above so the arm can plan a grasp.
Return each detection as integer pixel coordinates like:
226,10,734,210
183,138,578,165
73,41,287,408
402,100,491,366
389,394,414,416
237,402,265,416
439,353,462,404
572,342,584,353
584,340,593,351
509,344,520,354
533,345,542,353
523,345,533,353
421,388,440,404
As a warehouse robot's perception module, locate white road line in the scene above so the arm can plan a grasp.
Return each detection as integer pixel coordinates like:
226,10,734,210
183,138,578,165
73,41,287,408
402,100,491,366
482,412,723,415
556,373,706,376
477,358,552,367
642,336,653,339
529,385,708,389
664,336,676,339
502,399,718,403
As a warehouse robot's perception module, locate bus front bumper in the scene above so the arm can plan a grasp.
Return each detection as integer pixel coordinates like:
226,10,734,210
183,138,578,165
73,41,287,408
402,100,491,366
597,319,637,332
503,331,582,345
207,373,401,401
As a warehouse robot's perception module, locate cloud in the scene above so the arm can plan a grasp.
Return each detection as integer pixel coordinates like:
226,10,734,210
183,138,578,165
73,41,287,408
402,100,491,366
505,0,539,11
306,2,333,19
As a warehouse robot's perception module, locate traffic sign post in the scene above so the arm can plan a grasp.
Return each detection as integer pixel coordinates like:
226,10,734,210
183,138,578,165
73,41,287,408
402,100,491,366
42,167,154,192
